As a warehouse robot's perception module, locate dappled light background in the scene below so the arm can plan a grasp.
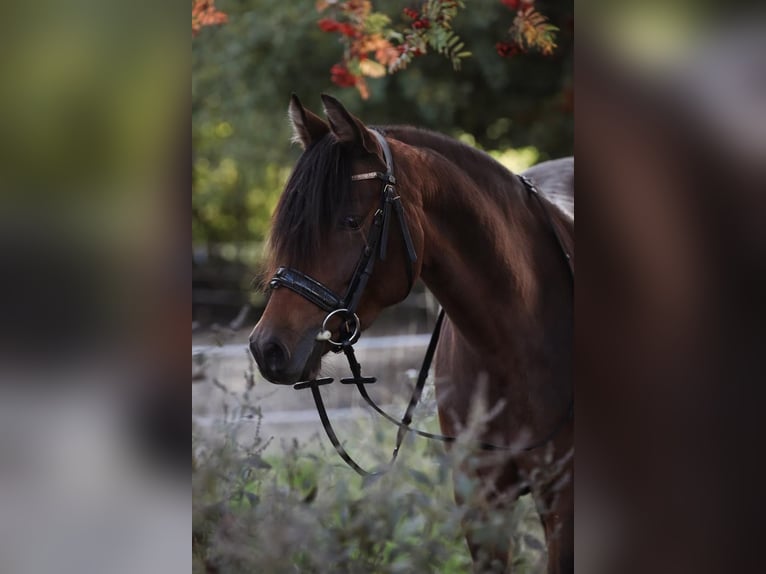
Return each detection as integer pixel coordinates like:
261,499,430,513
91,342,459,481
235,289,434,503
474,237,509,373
191,0,573,327
191,2,573,573
0,0,762,571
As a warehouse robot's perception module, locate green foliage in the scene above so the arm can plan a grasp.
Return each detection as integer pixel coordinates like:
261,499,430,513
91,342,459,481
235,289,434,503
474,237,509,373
192,0,335,248
192,377,548,573
192,0,572,250
508,8,559,55
424,0,470,70
389,0,470,73
363,12,392,34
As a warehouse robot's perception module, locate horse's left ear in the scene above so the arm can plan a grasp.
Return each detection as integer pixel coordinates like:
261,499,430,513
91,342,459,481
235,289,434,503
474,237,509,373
320,94,380,157
288,94,329,149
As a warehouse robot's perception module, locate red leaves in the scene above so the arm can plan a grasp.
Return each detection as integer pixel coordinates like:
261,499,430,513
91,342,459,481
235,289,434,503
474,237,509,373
502,0,535,15
318,18,357,37
498,0,559,58
496,41,520,57
318,18,340,32
330,64,358,87
404,7,430,30
315,1,559,97
338,23,358,37
316,1,472,99
192,0,228,37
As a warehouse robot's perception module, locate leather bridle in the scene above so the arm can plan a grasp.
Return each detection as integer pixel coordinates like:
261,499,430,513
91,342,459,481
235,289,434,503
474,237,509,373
267,129,574,477
269,130,416,351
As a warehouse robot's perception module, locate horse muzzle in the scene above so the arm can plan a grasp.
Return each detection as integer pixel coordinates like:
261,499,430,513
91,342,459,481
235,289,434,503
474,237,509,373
248,328,324,385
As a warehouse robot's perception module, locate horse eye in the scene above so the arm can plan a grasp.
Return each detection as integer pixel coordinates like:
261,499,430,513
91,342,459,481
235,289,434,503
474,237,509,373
341,216,361,230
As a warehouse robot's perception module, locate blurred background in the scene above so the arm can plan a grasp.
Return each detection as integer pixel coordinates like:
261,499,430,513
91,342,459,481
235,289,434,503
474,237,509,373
191,0,573,330
190,3,573,572
0,0,763,571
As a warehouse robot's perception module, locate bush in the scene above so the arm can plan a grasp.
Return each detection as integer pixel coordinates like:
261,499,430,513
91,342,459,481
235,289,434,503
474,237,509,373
192,377,546,573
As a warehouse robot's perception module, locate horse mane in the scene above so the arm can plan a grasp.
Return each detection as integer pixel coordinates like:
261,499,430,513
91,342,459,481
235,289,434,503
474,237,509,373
265,134,353,281
265,124,573,282
382,126,574,268
379,125,525,205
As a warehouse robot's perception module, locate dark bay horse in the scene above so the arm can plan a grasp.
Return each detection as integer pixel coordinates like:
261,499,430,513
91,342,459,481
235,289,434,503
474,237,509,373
249,94,573,573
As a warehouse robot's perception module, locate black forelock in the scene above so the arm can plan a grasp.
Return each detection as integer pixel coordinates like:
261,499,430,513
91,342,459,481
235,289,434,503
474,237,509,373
267,134,353,275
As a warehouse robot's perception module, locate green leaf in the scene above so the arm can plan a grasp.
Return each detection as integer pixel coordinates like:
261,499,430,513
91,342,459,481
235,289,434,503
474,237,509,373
244,492,260,507
364,13,392,34
409,469,432,487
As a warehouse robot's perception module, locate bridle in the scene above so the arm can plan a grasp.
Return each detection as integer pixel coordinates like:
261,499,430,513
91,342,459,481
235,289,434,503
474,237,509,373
269,130,416,351
267,129,574,477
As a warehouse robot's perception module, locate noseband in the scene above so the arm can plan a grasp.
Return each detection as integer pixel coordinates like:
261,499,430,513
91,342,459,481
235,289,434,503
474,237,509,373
267,130,574,478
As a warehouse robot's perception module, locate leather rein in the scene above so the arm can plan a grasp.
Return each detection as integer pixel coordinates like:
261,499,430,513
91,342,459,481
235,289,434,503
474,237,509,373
268,130,574,477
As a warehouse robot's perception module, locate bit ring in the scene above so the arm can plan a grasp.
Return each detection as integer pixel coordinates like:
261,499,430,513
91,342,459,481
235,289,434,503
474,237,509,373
321,308,360,347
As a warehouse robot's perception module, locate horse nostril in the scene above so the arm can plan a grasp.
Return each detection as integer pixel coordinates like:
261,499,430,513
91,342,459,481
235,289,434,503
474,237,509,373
255,338,290,378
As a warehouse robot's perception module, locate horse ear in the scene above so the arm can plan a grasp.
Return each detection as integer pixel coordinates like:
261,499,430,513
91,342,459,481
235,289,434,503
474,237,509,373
320,93,380,156
288,94,329,149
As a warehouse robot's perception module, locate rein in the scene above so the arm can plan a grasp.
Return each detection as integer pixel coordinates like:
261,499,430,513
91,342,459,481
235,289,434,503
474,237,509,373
268,130,574,477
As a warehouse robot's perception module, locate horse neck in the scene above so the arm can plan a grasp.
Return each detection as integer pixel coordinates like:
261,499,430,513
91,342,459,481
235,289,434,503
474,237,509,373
399,145,572,360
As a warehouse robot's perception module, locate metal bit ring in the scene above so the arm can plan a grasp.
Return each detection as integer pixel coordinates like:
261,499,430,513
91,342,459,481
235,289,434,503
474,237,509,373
321,308,361,347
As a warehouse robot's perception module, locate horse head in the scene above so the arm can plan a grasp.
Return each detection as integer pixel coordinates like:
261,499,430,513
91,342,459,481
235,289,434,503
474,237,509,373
249,94,423,384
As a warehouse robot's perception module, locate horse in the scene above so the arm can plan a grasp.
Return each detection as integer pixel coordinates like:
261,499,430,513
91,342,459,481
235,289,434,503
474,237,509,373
248,93,574,573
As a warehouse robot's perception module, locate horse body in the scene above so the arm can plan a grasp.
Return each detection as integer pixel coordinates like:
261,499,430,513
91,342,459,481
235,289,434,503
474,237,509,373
523,157,574,219
249,95,573,573
383,129,573,572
